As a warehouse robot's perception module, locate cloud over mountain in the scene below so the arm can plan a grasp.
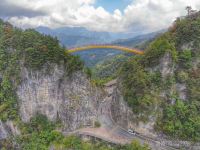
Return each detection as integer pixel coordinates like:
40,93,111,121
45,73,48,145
2,0,200,33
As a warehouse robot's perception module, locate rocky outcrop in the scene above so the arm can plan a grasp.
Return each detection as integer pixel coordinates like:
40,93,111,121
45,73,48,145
17,64,103,131
0,121,8,140
176,83,187,100
110,52,175,138
146,52,174,78
110,85,158,138
0,120,20,140
110,87,129,129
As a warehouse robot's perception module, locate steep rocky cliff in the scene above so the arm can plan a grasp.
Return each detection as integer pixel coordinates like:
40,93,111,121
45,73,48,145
0,66,103,140
111,52,180,138
111,12,200,146
0,120,20,140
17,65,103,131
0,20,104,143
0,62,105,150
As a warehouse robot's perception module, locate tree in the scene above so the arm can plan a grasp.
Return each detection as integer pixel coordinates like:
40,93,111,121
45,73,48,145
186,6,192,16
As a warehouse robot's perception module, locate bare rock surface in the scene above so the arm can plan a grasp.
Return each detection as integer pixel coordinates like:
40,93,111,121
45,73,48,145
17,65,103,131
0,120,20,140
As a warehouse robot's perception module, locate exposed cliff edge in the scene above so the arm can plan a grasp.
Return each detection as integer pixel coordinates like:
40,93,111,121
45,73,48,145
0,120,20,140
0,20,104,142
110,56,172,139
17,65,103,131
1,64,104,140
110,12,200,149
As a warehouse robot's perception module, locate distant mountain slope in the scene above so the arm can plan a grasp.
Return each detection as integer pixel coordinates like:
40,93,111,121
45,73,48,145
112,30,165,48
82,31,162,67
36,26,163,48
36,26,162,67
36,26,112,47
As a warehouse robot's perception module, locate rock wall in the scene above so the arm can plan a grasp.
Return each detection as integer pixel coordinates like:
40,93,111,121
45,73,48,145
0,121,8,140
0,120,20,140
110,52,175,138
110,87,129,129
146,52,174,78
17,64,103,131
110,85,158,138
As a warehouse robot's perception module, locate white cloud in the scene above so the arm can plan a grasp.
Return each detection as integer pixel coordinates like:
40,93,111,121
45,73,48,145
122,0,200,32
4,0,200,33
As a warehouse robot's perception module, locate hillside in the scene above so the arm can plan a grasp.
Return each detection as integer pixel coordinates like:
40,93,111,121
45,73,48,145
112,30,164,48
91,33,157,84
0,19,85,121
118,12,200,142
1,11,200,149
0,19,150,150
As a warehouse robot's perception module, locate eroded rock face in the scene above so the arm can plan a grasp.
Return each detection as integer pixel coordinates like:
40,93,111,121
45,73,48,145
0,120,20,140
176,83,187,100
17,65,103,131
147,52,174,78
110,52,175,138
110,86,158,138
0,121,8,140
110,87,129,129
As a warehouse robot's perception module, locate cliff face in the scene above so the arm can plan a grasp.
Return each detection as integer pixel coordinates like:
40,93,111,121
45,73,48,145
111,89,157,138
0,121,8,140
0,20,106,143
0,120,20,140
111,28,200,142
111,52,175,138
17,64,103,131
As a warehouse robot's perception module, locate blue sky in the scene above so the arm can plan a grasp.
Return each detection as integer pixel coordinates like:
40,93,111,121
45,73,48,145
95,0,132,12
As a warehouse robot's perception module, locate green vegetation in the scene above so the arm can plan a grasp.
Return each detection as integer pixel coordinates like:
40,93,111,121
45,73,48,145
90,34,156,86
0,114,150,150
120,13,200,141
16,114,60,150
92,54,127,86
94,121,101,128
89,12,200,142
1,10,200,148
0,19,151,149
0,20,84,122
0,76,18,121
178,49,192,69
143,33,177,67
120,56,158,118
53,136,150,150
174,15,200,51
160,14,200,141
156,99,200,141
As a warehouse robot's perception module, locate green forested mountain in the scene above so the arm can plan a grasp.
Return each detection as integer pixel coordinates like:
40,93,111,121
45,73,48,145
1,10,200,149
0,19,149,150
0,19,83,122
120,12,200,141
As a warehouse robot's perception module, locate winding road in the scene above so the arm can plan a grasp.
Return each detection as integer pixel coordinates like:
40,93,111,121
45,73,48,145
68,80,178,150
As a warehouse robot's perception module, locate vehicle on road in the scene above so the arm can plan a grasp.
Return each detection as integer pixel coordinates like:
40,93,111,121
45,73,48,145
102,99,106,103
128,129,136,135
